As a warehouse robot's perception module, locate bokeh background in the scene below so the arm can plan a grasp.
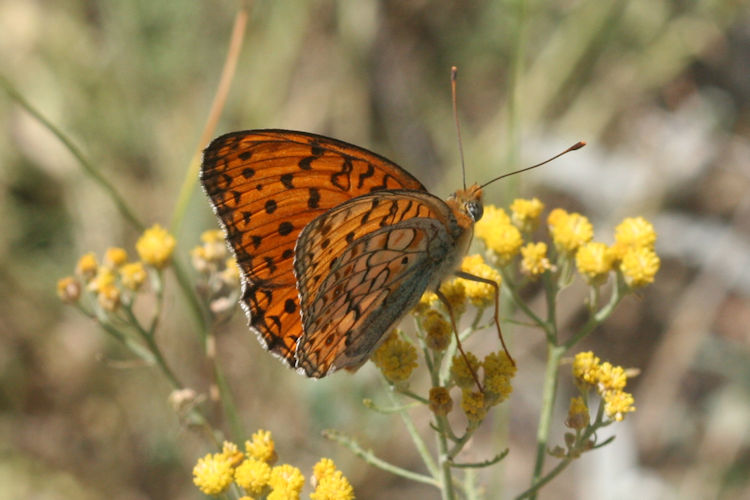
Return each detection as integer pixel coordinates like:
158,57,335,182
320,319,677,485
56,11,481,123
2,1,750,499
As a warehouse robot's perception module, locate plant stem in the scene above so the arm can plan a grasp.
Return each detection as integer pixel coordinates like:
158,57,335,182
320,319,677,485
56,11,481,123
529,343,564,499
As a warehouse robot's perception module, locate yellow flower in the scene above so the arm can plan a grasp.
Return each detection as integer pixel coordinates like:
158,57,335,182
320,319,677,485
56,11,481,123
572,351,600,385
120,261,147,290
221,257,241,286
520,242,552,277
201,229,228,261
483,351,516,378
483,351,516,406
575,242,615,284
87,267,116,293
136,224,176,269
422,310,451,351
193,452,234,495
613,217,656,258
235,458,271,495
603,390,635,421
437,279,466,316
268,464,305,499
57,276,81,303
474,205,511,242
478,214,523,265
97,283,121,312
428,386,453,416
620,247,660,287
566,396,589,430
245,429,277,464
414,290,439,315
596,362,627,392
103,247,128,268
458,254,501,307
461,389,487,422
201,229,225,244
510,197,544,232
548,210,593,253
191,245,210,273
221,441,245,467
371,331,418,383
311,459,354,500
312,458,337,482
450,352,481,389
75,252,98,281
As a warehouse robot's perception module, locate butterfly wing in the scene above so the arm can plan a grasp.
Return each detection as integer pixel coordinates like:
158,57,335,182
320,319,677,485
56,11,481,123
200,130,427,367
293,191,464,377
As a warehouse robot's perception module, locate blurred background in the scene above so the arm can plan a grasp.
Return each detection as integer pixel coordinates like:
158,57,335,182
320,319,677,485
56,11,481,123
2,0,749,498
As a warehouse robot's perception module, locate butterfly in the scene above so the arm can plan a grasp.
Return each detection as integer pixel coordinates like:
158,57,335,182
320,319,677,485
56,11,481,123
200,129,495,378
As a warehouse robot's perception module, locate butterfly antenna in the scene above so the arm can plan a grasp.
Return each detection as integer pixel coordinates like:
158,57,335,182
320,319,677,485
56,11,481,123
451,66,468,191
480,140,586,189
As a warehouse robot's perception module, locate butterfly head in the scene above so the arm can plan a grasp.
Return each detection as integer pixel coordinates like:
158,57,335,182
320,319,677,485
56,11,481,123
447,183,484,227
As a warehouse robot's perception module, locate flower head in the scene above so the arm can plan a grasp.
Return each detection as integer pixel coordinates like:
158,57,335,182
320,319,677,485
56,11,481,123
603,390,635,421
510,197,544,232
104,247,128,268
548,210,593,253
245,429,277,464
235,458,271,495
620,247,660,287
311,459,354,500
575,242,615,284
572,351,601,386
613,217,656,258
120,261,147,290
57,276,81,303
458,254,500,307
450,352,481,389
371,331,418,384
428,386,453,416
193,452,234,496
461,389,487,422
483,351,516,405
136,224,176,268
97,283,121,312
437,279,467,316
520,242,552,277
75,252,98,281
268,464,305,499
422,310,451,351
566,396,589,430
476,206,523,264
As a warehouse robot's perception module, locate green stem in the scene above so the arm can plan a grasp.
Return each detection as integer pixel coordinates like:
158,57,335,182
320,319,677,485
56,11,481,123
529,344,564,498
384,383,438,478
324,429,439,487
515,457,572,500
0,74,144,231
562,275,624,351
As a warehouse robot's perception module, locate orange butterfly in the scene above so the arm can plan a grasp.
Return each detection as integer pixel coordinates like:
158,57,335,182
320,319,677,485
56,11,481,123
201,130,507,377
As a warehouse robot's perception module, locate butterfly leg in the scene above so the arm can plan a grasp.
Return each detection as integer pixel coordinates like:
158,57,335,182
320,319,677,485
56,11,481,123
435,288,484,393
453,271,515,367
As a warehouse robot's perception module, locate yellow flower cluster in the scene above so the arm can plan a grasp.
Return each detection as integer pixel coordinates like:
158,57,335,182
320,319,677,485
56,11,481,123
510,197,544,233
136,224,176,269
548,209,593,253
457,254,501,307
193,431,354,499
450,350,516,422
191,229,239,286
474,205,523,265
520,242,552,277
572,351,635,422
371,331,418,384
58,230,170,312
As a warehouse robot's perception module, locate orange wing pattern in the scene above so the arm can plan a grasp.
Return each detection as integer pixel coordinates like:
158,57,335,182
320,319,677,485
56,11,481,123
200,130,427,368
293,191,462,377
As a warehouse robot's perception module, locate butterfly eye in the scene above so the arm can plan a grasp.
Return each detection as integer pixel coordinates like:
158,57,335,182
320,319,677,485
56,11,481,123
467,201,483,222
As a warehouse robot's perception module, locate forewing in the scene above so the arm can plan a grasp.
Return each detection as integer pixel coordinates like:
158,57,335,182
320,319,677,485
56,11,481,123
200,130,427,366
294,191,461,377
